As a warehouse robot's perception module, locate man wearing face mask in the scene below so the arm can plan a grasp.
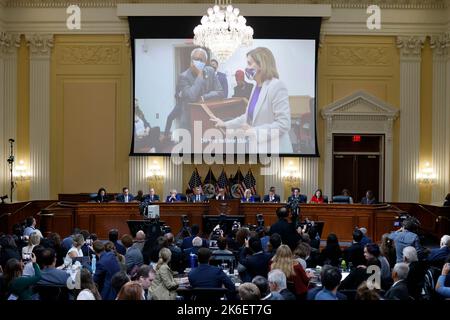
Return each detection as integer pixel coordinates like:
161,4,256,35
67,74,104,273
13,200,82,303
210,47,293,154
163,48,224,136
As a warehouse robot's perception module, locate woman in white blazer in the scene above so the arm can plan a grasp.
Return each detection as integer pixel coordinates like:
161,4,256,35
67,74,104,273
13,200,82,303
211,47,293,154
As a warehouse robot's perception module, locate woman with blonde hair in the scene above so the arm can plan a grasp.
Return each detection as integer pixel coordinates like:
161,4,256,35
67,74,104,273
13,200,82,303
270,244,313,299
149,247,178,300
21,232,41,262
211,47,292,153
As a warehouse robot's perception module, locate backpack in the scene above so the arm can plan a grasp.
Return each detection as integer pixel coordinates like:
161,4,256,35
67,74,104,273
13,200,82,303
422,266,442,300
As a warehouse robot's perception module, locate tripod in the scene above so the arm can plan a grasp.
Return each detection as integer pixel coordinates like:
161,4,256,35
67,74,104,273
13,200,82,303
6,139,15,203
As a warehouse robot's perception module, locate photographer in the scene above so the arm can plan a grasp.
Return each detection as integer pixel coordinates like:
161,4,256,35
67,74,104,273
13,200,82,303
269,207,302,251
388,216,425,263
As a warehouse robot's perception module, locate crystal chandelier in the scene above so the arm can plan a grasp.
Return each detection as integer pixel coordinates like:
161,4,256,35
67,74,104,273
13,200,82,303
193,0,253,63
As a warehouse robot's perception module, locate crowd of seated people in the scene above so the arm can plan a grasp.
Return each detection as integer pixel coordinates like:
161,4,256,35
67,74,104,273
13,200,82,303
88,185,385,206
0,211,449,301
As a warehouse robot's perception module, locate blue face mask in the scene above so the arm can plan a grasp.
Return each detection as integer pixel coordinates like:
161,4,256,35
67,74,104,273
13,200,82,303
245,67,257,80
193,59,206,71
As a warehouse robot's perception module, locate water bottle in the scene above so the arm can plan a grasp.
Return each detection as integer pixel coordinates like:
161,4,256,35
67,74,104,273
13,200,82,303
189,253,197,269
91,254,97,274
341,259,347,272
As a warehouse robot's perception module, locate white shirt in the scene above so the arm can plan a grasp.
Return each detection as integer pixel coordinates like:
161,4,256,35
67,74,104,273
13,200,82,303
125,195,129,203
77,289,96,300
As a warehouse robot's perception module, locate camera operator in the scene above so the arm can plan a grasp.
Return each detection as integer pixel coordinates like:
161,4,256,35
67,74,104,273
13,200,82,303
388,216,425,263
269,207,302,251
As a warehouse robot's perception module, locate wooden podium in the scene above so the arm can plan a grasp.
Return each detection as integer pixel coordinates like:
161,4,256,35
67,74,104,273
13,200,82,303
189,97,247,133
208,199,240,215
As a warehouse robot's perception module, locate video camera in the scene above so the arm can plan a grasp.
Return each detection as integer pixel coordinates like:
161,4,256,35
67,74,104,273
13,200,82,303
256,213,264,228
181,215,189,228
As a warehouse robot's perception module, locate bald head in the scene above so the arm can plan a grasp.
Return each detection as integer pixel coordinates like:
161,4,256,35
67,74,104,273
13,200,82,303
135,230,145,241
164,233,175,244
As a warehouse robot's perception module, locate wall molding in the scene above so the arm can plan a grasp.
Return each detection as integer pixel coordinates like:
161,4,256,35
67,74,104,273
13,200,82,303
321,90,399,202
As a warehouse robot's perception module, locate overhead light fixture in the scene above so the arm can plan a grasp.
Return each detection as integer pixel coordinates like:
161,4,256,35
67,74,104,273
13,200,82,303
193,0,253,63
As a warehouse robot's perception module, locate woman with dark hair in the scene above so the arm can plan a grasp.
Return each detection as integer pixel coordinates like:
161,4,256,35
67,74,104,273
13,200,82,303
319,233,342,267
4,255,41,300
380,233,397,268
94,188,108,203
47,233,66,267
310,189,325,204
0,235,21,270
77,268,102,300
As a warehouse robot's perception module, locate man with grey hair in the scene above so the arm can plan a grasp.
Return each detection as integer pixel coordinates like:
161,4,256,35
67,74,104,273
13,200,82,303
163,47,224,136
384,262,410,300
427,234,450,265
268,269,295,300
403,246,425,300
359,227,372,246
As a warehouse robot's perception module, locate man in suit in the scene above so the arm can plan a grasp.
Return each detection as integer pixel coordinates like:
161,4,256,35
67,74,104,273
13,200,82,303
188,247,236,299
343,229,366,268
190,186,207,203
116,187,134,203
238,237,272,282
121,234,143,274
384,262,410,300
215,188,230,200
210,59,228,98
360,190,377,204
166,189,182,202
232,70,253,100
37,248,69,286
263,186,281,203
287,187,307,204
143,187,160,203
93,240,121,300
108,229,126,256
269,207,301,251
267,269,295,300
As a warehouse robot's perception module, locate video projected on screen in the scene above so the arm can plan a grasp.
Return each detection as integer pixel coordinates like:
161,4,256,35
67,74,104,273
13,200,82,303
133,39,316,156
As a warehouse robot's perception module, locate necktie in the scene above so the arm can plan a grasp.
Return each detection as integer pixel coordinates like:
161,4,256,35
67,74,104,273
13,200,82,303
151,196,153,202
197,195,200,202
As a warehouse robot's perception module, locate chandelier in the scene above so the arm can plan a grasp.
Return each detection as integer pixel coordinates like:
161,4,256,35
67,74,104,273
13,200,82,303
193,0,253,63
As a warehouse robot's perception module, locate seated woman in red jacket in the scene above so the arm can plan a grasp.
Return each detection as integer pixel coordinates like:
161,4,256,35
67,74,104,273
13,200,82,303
270,245,314,299
309,189,325,204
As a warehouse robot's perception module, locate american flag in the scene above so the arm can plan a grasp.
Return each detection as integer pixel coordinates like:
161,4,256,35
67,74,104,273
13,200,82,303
244,169,257,195
188,167,202,190
234,168,246,198
216,168,229,194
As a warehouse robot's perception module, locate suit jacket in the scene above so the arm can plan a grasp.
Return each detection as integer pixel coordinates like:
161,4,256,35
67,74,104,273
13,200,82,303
188,264,235,296
384,280,410,300
215,194,231,200
143,194,160,203
361,197,377,204
190,194,207,203
37,267,70,286
224,78,292,153
343,242,366,268
288,195,307,204
241,196,255,203
116,194,135,203
166,194,182,202
216,71,228,98
177,66,224,130
238,249,272,282
94,251,121,300
263,194,281,203
125,245,144,273
233,82,254,100
150,263,178,300
269,218,301,250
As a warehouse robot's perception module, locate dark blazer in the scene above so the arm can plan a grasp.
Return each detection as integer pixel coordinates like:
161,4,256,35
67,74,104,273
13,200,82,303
384,280,410,300
269,218,301,250
143,194,160,203
361,197,377,204
190,194,208,203
188,263,236,297
241,196,255,203
233,82,253,100
94,251,121,300
343,242,366,268
216,71,228,98
279,288,296,300
166,194,182,202
288,195,307,204
116,194,135,203
93,195,108,203
263,194,281,203
406,261,426,300
239,249,272,282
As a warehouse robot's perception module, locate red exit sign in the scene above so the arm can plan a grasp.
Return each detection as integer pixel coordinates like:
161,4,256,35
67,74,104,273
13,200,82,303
352,135,361,142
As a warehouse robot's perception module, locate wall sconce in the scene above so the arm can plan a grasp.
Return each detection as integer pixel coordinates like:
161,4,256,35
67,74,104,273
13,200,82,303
146,161,164,181
417,162,436,185
13,160,31,181
282,161,300,183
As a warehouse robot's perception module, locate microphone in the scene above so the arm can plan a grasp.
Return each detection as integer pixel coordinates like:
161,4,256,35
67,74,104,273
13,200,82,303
9,138,14,143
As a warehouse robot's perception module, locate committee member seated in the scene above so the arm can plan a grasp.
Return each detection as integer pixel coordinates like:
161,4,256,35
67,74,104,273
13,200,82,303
190,186,207,203
263,186,280,203
116,187,135,203
215,188,231,200
332,189,354,204
143,187,160,203
241,189,255,203
287,187,307,204
93,187,108,203
361,190,377,204
166,189,182,202
188,247,236,299
309,189,326,204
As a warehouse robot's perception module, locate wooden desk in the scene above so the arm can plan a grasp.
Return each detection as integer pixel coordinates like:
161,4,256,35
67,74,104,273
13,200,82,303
37,201,404,243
